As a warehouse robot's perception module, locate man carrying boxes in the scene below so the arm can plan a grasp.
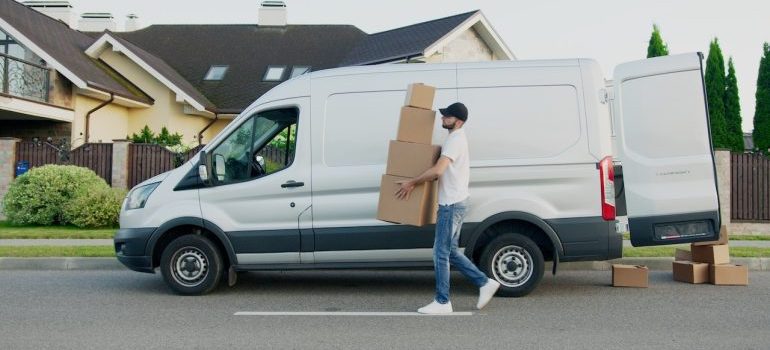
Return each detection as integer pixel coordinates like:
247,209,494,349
378,83,500,314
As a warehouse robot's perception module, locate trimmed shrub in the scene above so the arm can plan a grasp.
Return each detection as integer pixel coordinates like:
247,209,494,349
63,187,126,228
2,165,108,225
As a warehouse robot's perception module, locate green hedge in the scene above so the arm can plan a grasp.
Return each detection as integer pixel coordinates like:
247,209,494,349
2,165,124,227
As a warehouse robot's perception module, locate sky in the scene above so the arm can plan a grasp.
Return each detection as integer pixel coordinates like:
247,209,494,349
61,0,769,132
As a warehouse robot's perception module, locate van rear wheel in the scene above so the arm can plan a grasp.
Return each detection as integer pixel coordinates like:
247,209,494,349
479,233,544,297
160,234,223,295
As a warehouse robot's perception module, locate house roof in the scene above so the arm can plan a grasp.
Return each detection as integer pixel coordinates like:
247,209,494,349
338,10,479,66
0,0,150,104
89,32,217,112
2,1,509,114
113,24,367,113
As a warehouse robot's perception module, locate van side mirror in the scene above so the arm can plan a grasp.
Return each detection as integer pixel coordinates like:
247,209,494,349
255,155,265,169
214,154,226,181
198,150,211,185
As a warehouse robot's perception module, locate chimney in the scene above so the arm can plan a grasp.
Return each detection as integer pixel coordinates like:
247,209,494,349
23,1,76,28
258,1,287,26
78,12,116,32
124,14,141,31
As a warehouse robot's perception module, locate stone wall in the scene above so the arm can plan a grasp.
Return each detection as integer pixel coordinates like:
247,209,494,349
0,138,19,220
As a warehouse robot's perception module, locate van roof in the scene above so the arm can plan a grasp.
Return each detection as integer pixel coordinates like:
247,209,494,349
308,58,592,79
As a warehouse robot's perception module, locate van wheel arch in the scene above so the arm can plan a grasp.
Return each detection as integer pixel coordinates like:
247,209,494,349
147,218,236,270
466,212,563,265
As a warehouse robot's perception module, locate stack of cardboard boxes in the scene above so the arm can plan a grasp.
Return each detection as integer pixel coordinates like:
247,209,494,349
376,83,441,227
673,226,749,285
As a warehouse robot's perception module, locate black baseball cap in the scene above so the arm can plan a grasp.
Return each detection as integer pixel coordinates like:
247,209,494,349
439,102,468,122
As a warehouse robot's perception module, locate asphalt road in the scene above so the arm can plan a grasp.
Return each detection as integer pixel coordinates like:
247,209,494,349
0,269,768,350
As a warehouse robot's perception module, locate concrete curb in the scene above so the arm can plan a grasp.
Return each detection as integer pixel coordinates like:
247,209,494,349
0,257,769,271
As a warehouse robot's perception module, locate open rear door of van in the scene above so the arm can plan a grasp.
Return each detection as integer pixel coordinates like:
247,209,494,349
613,52,720,247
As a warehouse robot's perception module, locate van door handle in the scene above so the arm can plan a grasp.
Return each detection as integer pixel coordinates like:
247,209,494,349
281,180,304,188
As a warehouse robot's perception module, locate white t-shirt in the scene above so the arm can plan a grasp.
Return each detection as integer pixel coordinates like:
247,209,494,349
438,128,470,205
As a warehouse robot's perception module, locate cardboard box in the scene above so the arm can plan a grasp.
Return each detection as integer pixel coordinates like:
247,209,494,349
396,106,437,144
672,261,709,284
674,248,692,261
691,225,729,246
376,174,438,227
404,83,436,110
691,244,730,265
710,264,748,285
385,141,441,178
612,264,648,288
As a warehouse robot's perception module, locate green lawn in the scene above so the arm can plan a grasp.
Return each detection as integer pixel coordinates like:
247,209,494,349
0,246,115,257
0,221,116,239
623,245,770,258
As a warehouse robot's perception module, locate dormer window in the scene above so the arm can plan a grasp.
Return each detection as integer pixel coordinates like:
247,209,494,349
263,65,285,81
204,65,228,80
290,66,310,78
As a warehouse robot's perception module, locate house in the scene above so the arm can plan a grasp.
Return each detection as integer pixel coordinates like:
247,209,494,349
0,0,514,148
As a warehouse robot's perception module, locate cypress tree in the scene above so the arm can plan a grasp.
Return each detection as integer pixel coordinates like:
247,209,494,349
754,43,770,154
705,38,728,148
647,24,669,58
724,57,744,151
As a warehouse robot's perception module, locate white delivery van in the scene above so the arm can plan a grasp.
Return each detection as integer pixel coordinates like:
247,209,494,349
115,52,720,296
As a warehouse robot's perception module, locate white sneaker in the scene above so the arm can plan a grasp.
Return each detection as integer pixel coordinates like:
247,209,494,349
477,279,501,310
417,300,453,314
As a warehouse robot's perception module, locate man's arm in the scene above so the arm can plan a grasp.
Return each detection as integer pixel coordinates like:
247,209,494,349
394,156,452,200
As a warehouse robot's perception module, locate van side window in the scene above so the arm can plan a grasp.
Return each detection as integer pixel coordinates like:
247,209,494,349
210,108,299,184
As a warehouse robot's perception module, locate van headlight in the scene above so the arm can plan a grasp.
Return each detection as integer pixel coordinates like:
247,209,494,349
125,182,160,210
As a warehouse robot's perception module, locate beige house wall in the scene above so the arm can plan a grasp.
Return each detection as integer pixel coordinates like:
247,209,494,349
204,119,232,142
98,50,212,146
71,94,129,147
424,27,496,63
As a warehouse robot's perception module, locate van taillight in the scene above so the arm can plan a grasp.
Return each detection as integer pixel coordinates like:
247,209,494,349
599,156,616,221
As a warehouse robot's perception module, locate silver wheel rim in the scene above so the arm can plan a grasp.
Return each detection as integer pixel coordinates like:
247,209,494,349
170,246,209,288
491,245,534,288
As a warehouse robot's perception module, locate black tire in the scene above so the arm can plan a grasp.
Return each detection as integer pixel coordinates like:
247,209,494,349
160,234,223,295
479,233,545,297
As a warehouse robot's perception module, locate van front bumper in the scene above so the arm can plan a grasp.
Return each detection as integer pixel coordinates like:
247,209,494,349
114,227,157,273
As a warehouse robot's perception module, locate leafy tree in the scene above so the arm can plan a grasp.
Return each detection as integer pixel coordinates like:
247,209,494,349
724,57,744,151
705,38,729,148
754,43,770,154
647,24,669,58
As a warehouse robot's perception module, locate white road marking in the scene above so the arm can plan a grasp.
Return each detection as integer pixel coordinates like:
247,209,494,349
234,311,474,316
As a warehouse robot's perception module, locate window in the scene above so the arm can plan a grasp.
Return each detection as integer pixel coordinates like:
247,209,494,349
210,108,298,184
204,65,228,81
263,66,286,81
290,66,310,78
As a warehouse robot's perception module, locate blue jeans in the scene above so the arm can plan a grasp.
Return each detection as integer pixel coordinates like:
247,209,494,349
433,199,489,304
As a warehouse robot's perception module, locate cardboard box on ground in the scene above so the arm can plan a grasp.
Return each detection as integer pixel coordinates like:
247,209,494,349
376,83,441,227
671,226,748,286
612,264,648,288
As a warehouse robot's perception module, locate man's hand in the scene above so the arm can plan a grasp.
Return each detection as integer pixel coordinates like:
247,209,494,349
395,179,415,200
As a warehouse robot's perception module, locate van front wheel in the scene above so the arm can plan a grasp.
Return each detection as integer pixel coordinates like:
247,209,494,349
160,234,223,295
479,233,544,297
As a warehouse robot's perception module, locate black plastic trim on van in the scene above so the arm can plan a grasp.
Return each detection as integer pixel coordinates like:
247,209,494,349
546,217,620,261
114,227,156,273
629,211,719,247
142,217,239,268
174,161,204,191
463,212,566,261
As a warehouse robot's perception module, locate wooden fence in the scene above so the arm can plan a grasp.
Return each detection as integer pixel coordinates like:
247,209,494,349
731,152,770,221
127,144,204,188
15,142,112,183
